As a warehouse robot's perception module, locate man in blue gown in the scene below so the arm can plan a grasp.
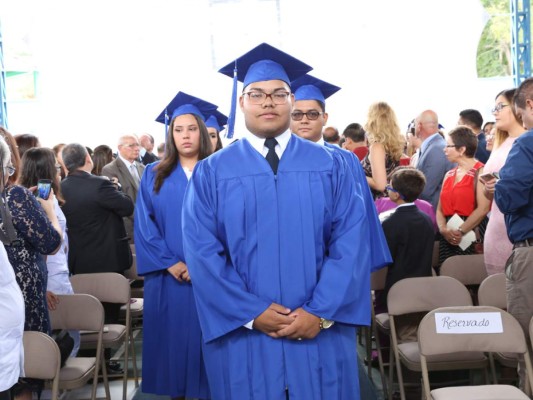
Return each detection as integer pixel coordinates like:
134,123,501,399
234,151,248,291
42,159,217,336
290,74,391,273
183,43,371,400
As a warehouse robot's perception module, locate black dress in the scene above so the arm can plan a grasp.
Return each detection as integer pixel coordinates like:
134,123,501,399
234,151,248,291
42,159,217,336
361,152,399,199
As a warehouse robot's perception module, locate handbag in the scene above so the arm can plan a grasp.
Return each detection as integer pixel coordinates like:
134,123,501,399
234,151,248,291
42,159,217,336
50,329,74,368
472,167,484,254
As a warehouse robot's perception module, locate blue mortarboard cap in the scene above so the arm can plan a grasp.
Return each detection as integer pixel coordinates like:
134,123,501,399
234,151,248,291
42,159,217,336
205,110,228,132
155,92,218,126
218,43,313,138
292,74,341,103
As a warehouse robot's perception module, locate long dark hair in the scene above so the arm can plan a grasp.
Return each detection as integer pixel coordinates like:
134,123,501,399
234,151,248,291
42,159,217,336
18,147,64,205
14,133,40,158
154,114,212,193
213,129,223,152
91,145,114,176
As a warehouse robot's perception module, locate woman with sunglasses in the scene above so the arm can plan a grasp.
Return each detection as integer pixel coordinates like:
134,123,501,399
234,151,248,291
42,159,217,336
481,89,526,275
436,126,491,271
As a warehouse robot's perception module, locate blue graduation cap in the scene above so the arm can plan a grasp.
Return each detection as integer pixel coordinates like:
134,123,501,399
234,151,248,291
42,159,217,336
205,110,228,132
218,43,313,138
155,91,218,136
291,74,341,103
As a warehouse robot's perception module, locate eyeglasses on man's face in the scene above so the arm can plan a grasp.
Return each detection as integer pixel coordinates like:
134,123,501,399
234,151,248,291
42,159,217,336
243,90,290,105
491,103,509,113
445,144,458,148
122,143,140,149
291,111,324,121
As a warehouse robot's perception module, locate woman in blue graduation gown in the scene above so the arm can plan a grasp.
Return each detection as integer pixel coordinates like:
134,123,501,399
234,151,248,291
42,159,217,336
134,92,215,399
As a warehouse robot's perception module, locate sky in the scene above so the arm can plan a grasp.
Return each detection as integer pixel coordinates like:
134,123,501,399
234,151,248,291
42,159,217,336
0,0,514,150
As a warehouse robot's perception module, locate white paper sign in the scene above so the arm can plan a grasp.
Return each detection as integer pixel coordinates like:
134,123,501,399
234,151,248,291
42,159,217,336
435,312,503,334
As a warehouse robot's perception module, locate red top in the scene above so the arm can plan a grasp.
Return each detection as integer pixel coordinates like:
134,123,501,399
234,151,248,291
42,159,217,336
399,156,410,166
440,161,484,217
353,146,369,161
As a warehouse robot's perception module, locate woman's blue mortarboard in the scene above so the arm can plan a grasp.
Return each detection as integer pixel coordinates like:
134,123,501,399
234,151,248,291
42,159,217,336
155,92,218,137
205,110,228,132
291,74,341,103
218,43,313,138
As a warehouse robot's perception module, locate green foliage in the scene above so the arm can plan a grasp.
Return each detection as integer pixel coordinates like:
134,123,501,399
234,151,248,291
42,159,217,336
477,0,512,77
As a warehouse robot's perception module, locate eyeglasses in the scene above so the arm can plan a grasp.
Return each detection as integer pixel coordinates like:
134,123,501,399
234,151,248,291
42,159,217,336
491,103,509,113
445,144,458,148
122,143,140,148
4,165,15,177
243,90,290,105
385,185,405,200
291,111,324,121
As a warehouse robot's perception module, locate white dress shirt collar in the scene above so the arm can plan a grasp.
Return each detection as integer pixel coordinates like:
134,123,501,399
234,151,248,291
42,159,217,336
245,129,292,158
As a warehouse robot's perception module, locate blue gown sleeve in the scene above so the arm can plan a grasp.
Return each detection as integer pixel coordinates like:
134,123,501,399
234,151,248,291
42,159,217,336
494,138,533,214
302,153,371,325
346,151,392,271
182,161,271,343
134,166,180,275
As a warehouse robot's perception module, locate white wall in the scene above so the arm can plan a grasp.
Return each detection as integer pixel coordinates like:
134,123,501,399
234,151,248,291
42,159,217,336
0,0,514,149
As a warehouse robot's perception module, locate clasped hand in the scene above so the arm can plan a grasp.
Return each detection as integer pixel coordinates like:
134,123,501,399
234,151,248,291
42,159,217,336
167,261,190,282
253,303,321,340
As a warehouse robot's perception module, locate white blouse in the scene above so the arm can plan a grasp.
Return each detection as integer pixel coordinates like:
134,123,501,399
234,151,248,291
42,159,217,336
0,243,25,390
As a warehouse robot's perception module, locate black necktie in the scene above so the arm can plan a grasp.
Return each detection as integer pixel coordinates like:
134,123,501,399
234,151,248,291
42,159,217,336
264,138,279,174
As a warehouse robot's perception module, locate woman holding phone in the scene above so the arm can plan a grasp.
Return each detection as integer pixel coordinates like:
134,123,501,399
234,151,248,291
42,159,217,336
481,89,526,275
1,142,61,400
18,147,80,355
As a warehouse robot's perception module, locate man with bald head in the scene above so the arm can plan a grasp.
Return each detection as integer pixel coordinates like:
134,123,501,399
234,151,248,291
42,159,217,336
102,134,145,242
139,133,159,165
415,110,453,210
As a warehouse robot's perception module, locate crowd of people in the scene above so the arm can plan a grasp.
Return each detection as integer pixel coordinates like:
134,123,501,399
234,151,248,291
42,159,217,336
0,42,532,400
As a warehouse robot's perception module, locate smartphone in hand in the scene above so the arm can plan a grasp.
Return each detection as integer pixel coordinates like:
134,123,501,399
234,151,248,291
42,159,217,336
479,172,499,183
36,179,52,200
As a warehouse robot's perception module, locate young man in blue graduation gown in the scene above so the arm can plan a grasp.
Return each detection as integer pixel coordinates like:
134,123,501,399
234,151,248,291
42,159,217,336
290,74,391,273
182,43,371,400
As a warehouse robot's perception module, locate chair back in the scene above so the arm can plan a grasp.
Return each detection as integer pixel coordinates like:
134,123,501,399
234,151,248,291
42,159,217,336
71,272,131,304
387,276,472,316
478,273,507,310
49,294,104,332
23,331,61,400
419,306,527,355
420,305,533,399
440,254,488,286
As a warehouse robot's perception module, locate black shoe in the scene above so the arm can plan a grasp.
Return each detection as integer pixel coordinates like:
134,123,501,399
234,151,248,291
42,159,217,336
106,361,124,375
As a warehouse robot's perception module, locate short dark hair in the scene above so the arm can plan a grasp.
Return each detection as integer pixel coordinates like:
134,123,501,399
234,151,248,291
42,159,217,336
459,109,483,130
343,123,366,142
449,125,478,158
390,167,426,203
62,143,88,173
514,77,533,109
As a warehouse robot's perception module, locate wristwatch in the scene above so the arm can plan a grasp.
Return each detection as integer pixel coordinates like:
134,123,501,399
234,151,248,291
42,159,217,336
319,318,335,330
